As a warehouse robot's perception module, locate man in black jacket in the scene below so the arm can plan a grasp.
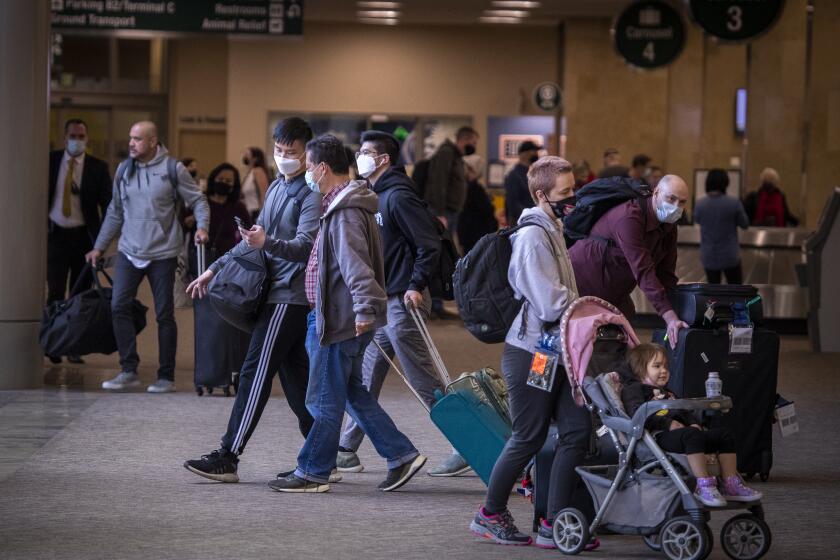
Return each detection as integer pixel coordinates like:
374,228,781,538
335,130,469,477
46,118,112,363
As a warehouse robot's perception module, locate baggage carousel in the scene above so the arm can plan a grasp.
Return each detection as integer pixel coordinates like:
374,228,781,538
631,226,810,332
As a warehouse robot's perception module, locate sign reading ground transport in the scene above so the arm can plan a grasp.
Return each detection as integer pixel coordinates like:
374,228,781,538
613,0,686,70
689,0,784,42
51,0,303,36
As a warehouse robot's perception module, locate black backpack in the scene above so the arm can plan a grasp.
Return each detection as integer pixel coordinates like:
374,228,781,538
426,208,459,300
411,159,430,198
562,176,651,247
208,181,310,332
453,223,549,344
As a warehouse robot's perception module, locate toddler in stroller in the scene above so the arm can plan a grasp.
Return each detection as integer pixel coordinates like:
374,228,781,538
620,343,762,508
553,296,771,560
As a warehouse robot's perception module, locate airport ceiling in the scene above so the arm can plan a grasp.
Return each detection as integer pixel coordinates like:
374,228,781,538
306,1,631,26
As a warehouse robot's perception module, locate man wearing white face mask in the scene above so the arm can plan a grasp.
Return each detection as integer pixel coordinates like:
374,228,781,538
569,174,690,347
183,118,322,483
45,118,112,364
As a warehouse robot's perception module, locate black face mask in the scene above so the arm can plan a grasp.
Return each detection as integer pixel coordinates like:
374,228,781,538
548,195,576,219
463,144,476,156
211,181,233,196
242,156,250,166
188,170,198,179
529,154,539,165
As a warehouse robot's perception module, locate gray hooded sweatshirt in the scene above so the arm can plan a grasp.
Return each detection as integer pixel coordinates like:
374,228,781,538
94,145,210,261
506,206,578,353
316,180,388,346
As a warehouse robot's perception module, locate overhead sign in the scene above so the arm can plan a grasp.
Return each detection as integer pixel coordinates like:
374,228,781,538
689,0,785,42
533,82,562,112
613,0,686,70
50,0,303,36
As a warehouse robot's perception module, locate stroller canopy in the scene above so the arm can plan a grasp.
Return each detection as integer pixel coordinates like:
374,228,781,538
560,296,640,406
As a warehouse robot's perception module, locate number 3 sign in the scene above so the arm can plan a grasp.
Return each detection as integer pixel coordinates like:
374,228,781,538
689,0,785,42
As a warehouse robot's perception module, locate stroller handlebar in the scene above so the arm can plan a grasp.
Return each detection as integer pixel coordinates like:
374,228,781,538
618,396,734,439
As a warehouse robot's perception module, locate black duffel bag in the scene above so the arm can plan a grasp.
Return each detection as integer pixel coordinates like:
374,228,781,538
669,283,763,327
39,263,148,356
207,247,269,333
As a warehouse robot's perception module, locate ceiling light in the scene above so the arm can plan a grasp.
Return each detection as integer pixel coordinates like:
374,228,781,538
358,18,400,25
479,16,523,24
357,1,401,8
483,9,529,17
491,1,541,7
357,10,400,18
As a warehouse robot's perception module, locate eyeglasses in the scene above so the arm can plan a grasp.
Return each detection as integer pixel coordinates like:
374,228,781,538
356,150,379,158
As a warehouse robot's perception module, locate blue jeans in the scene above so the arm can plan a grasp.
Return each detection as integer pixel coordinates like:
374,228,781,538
294,312,419,483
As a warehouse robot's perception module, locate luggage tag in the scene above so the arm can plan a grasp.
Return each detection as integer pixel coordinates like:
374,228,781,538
729,324,754,354
703,300,716,325
528,332,560,392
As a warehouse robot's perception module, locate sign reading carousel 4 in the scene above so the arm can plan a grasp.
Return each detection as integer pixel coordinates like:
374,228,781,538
613,1,686,70
689,0,785,42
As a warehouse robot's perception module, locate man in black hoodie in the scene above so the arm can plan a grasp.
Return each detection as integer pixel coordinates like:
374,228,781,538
335,131,468,477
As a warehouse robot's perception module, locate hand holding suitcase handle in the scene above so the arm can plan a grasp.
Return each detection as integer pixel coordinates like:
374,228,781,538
662,309,688,349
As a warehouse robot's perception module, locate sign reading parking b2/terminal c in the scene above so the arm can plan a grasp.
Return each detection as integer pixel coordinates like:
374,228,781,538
51,0,303,36
613,0,686,70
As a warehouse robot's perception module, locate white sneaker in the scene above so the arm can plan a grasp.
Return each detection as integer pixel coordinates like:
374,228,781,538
101,371,141,391
147,379,175,393
328,468,343,483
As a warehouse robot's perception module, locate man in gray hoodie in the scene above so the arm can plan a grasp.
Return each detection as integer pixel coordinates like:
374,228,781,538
86,121,210,393
269,135,427,493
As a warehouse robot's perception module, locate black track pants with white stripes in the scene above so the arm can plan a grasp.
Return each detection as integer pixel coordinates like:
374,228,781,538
221,303,313,455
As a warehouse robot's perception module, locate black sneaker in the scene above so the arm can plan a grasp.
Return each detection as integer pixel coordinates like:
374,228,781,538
183,449,239,483
378,454,427,492
277,468,342,483
268,474,329,493
469,507,532,546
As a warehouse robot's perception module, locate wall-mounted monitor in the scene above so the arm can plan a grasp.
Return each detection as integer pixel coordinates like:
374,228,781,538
735,88,747,135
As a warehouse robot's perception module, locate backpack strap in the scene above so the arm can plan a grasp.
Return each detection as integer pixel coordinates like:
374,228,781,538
166,157,179,204
115,159,132,200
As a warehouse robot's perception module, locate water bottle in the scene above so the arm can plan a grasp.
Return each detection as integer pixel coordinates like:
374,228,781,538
705,372,722,398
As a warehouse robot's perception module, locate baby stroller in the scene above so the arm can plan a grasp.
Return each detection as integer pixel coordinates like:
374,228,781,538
551,297,772,560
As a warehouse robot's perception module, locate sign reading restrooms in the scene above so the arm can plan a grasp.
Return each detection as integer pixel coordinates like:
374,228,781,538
50,0,303,36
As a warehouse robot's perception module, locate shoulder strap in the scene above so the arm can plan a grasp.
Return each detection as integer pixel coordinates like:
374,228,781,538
167,157,179,203
115,159,132,200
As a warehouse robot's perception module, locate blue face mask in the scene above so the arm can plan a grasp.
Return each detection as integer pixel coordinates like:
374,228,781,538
655,197,683,224
305,165,322,193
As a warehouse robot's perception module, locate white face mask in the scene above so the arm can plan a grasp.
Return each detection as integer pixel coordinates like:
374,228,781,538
356,154,379,178
655,195,683,224
274,154,301,176
66,139,86,157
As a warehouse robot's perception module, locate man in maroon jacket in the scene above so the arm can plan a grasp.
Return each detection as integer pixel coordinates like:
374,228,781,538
569,174,690,347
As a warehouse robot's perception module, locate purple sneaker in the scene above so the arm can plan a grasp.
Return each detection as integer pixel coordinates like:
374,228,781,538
695,476,727,507
720,475,763,502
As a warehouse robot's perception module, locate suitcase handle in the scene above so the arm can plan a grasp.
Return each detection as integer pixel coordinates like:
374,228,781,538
408,305,451,385
197,243,206,276
372,340,431,413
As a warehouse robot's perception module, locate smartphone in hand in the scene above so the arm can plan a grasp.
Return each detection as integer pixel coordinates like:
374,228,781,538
234,216,244,229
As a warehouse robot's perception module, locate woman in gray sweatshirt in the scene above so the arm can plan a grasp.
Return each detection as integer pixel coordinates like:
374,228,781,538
469,157,595,551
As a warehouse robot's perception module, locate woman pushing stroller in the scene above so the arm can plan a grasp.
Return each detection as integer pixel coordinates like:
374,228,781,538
620,343,763,507
468,157,596,549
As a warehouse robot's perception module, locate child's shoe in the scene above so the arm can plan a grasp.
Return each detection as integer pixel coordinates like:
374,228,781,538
720,475,763,502
694,476,727,507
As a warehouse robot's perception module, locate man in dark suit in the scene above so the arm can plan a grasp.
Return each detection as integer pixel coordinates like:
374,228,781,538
47,118,112,363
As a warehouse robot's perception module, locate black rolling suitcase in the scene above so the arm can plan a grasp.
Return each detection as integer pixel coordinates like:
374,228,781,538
193,245,250,397
668,283,763,327
653,327,779,480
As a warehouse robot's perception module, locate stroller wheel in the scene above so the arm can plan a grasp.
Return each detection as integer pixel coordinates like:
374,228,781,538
660,516,709,560
720,514,772,560
643,533,662,552
552,507,590,555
